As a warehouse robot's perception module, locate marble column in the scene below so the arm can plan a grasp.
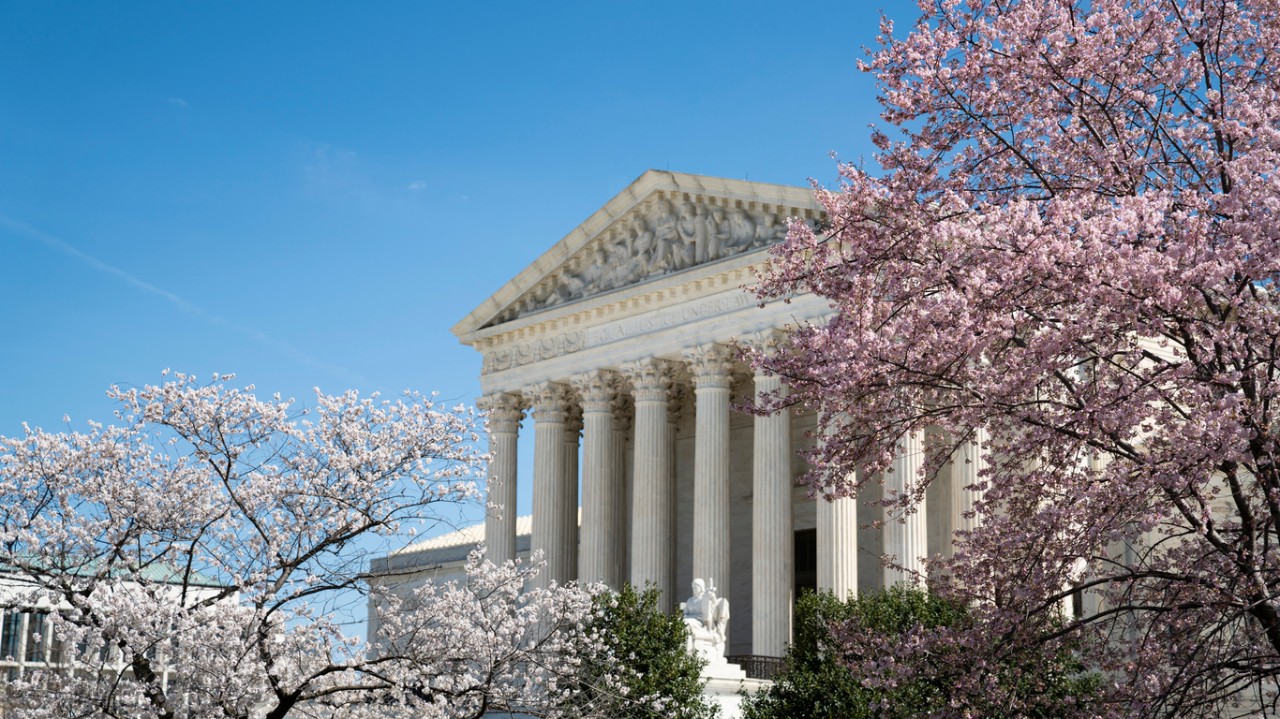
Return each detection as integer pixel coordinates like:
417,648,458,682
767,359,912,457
816,415,859,599
884,430,927,587
529,382,573,588
752,371,793,656
817,492,859,600
573,370,621,586
665,383,687,602
562,404,582,582
612,394,634,583
477,392,524,567
951,428,988,536
686,344,735,600
623,358,677,611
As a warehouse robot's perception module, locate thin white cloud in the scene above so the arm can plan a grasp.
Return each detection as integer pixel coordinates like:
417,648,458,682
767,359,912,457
408,180,427,192
166,97,189,108
0,214,365,385
303,142,358,183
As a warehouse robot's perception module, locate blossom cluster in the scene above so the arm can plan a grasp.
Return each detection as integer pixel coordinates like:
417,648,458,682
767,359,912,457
752,1,1280,715
0,374,604,719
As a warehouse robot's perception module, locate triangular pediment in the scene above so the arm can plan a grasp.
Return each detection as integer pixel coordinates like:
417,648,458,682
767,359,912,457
452,170,820,338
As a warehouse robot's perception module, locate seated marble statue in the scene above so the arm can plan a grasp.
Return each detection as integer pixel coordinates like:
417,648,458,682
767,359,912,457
679,578,729,663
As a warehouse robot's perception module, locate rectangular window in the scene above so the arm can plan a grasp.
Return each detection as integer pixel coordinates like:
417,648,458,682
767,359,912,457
0,611,22,660
25,612,47,663
48,617,65,666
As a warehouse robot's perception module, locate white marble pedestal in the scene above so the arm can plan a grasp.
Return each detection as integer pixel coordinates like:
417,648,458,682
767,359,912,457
703,674,770,719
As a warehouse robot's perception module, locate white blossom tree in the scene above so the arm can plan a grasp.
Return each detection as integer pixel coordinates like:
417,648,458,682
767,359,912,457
0,372,601,719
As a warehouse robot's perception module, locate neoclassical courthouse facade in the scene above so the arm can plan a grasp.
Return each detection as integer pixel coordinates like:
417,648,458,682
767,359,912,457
373,171,983,661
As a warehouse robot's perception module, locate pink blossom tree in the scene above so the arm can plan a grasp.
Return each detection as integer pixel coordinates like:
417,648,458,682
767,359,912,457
0,373,601,719
753,1,1280,716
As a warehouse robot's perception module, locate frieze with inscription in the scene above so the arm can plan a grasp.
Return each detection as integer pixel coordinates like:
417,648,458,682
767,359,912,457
481,332,586,374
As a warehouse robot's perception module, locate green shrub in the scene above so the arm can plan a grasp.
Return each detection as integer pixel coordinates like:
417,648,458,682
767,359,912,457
567,584,718,719
742,587,1098,719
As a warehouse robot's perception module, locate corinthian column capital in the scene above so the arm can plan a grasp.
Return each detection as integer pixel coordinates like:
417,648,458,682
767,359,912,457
612,392,634,433
571,370,621,414
527,381,572,423
742,328,789,362
565,403,584,437
684,343,736,390
621,358,679,403
476,392,525,434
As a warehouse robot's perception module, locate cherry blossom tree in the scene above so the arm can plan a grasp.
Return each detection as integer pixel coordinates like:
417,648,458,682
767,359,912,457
0,373,601,719
753,1,1280,716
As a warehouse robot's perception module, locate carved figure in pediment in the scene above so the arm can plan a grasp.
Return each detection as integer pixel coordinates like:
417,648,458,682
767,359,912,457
649,199,681,274
514,282,545,313
600,228,643,289
576,244,608,294
557,255,588,302
754,211,782,248
677,202,709,267
651,199,679,246
710,207,731,260
626,215,658,273
726,208,757,252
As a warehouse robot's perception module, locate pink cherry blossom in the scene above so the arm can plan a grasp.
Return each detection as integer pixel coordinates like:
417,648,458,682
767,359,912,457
752,1,1280,716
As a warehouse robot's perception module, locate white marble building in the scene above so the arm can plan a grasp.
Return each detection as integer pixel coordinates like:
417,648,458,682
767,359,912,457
383,170,982,662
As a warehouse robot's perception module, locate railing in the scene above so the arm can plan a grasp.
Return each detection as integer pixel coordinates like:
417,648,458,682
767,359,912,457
726,654,785,680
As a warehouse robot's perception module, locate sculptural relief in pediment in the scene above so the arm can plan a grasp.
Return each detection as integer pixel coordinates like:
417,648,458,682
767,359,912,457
492,194,814,325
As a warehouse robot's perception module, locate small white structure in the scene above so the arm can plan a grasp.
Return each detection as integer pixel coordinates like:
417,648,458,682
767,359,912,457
0,567,228,687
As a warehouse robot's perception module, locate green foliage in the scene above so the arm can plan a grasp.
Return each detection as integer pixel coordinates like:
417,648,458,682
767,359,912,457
569,583,718,719
742,587,1098,719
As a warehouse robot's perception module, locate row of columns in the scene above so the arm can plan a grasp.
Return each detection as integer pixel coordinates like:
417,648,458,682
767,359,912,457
815,429,989,599
479,344,790,614
479,346,987,658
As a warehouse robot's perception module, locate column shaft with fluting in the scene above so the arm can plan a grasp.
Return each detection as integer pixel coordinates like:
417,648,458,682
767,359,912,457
686,344,735,599
817,492,858,599
573,371,620,586
561,405,582,582
477,393,524,567
665,383,686,597
815,414,860,599
529,382,572,587
623,358,677,611
752,371,793,656
884,430,927,587
951,429,988,536
612,395,633,583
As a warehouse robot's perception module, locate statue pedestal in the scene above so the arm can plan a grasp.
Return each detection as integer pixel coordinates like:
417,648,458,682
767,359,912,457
700,655,746,681
702,674,769,719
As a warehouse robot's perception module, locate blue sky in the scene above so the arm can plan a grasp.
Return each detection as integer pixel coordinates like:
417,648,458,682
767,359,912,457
1,1,922,535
